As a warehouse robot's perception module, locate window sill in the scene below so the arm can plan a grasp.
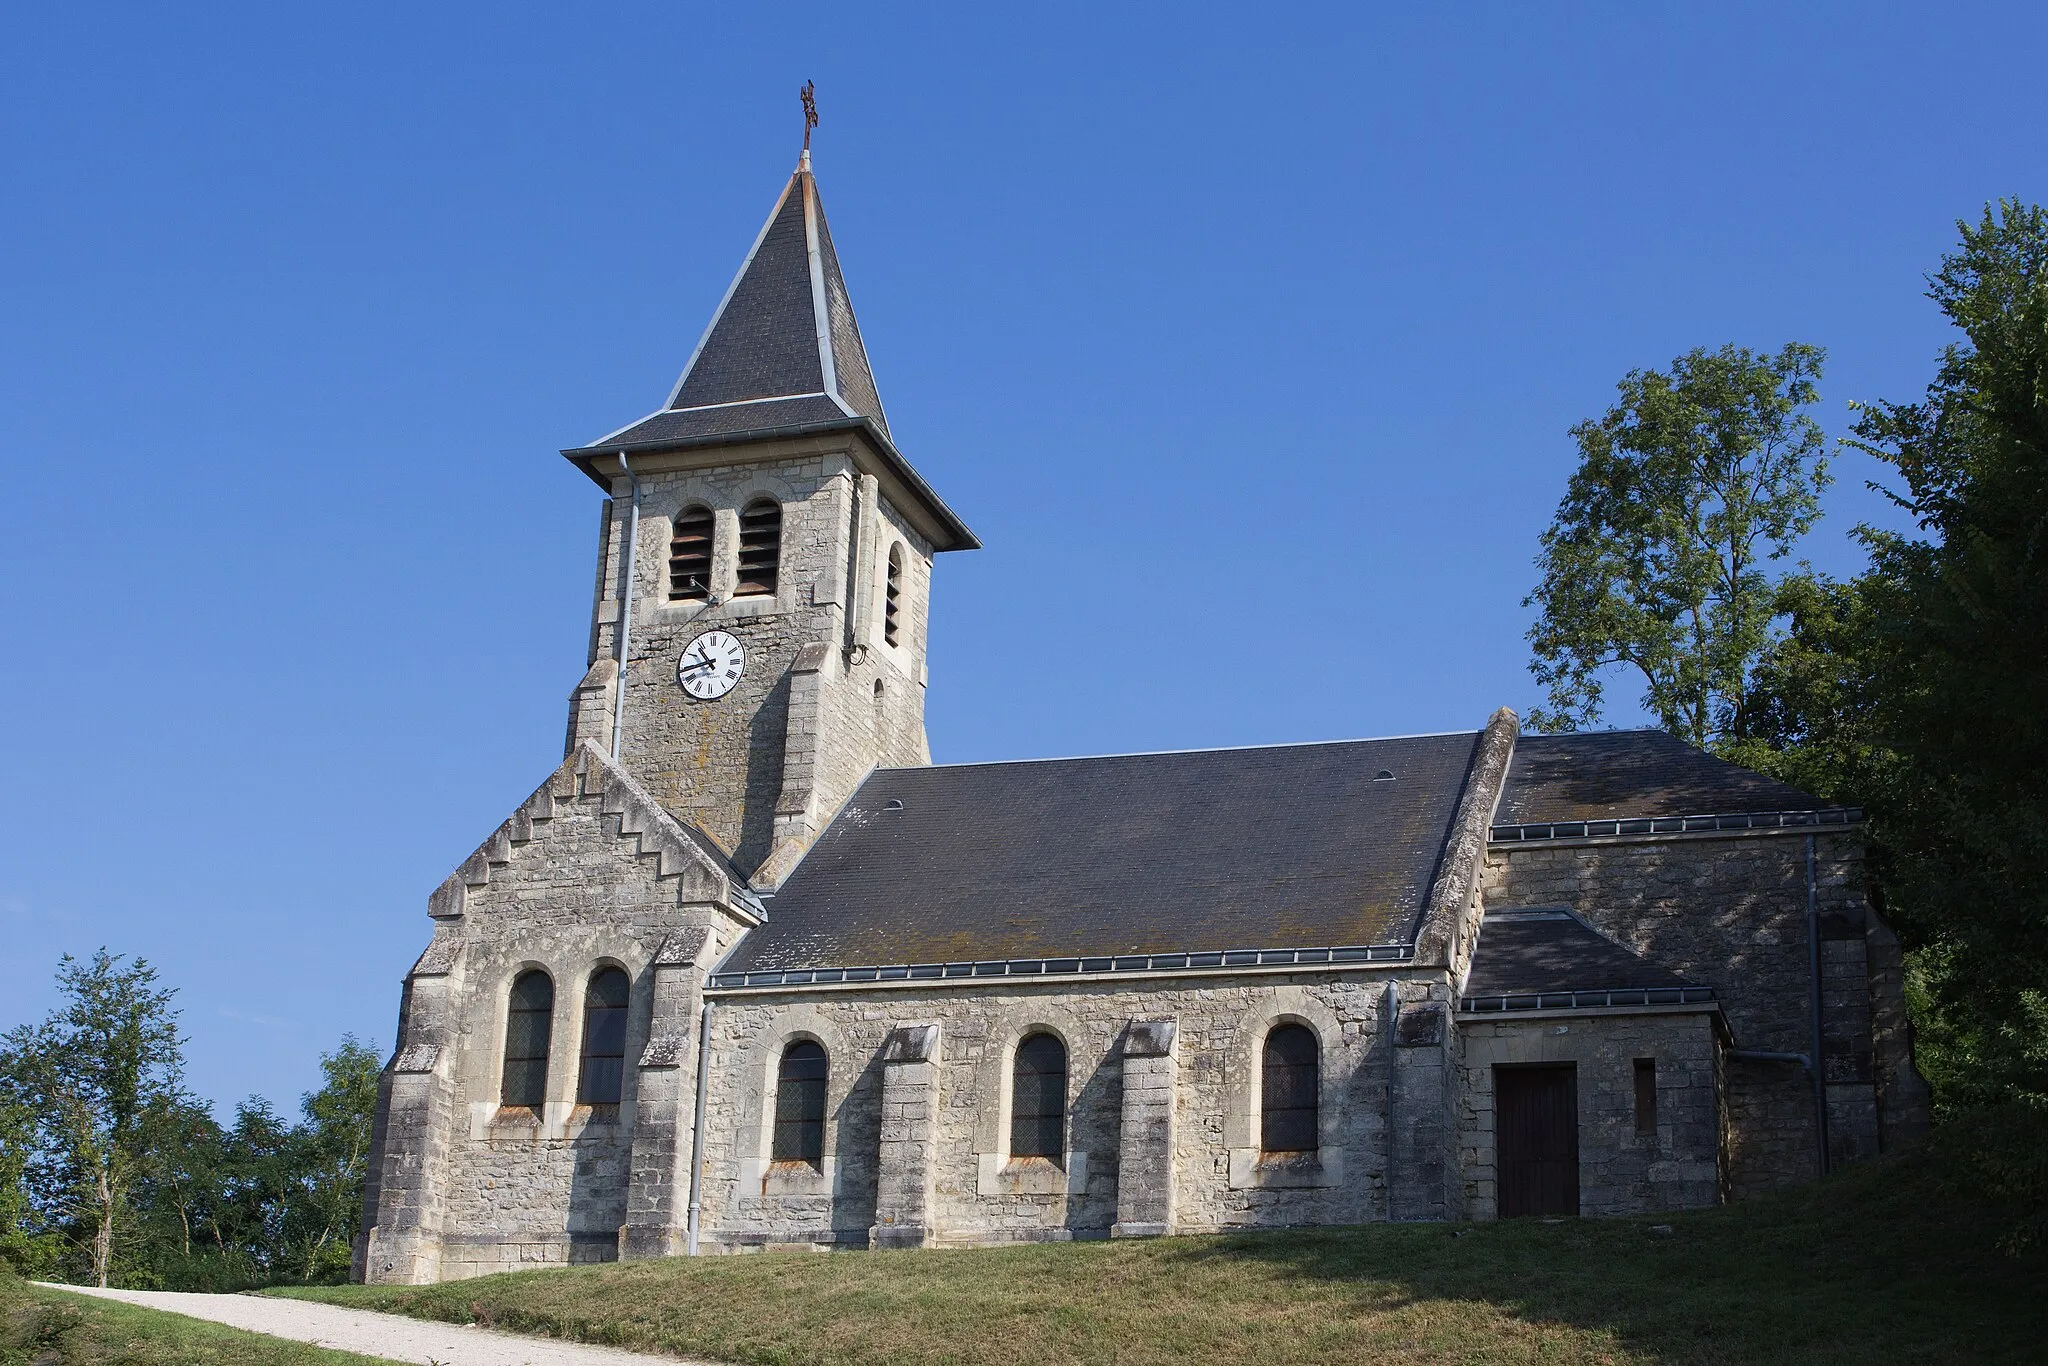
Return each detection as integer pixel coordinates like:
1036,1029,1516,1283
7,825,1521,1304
977,1150,1087,1196
1228,1146,1343,1189
643,593,790,628
740,1155,837,1197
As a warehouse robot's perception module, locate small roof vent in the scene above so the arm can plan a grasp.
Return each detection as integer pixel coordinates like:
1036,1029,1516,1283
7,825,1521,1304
1374,770,1396,782
883,798,907,812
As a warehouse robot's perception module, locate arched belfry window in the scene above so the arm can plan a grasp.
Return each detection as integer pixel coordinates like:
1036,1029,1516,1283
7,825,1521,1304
735,499,782,597
577,966,630,1107
772,1040,828,1167
500,970,554,1110
883,544,904,646
1261,1024,1319,1154
667,505,714,601
1010,1033,1067,1161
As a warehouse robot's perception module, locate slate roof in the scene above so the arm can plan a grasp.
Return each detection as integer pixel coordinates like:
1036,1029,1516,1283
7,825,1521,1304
1463,908,1699,998
721,733,1485,975
1495,730,1833,826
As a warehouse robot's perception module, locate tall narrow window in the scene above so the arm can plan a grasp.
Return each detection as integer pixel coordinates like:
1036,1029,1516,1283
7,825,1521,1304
1010,1033,1067,1161
883,544,903,646
735,499,781,597
667,505,714,601
500,970,554,1110
1633,1058,1658,1137
577,967,630,1107
1261,1024,1319,1154
772,1040,828,1166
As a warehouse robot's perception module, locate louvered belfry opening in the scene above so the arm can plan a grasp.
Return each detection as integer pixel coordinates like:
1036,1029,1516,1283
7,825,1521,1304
1010,1033,1067,1161
499,970,554,1111
736,499,782,597
668,505,714,601
772,1039,828,1167
1261,1024,1320,1154
883,543,903,646
576,967,630,1110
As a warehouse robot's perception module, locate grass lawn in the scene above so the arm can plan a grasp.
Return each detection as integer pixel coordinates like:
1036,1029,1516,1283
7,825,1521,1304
277,1145,2043,1366
0,1274,400,1366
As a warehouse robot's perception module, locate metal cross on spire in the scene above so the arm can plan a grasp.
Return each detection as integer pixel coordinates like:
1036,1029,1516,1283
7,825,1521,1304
801,81,818,153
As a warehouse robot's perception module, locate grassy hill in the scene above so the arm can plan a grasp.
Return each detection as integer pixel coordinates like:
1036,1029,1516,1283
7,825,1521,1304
281,1144,2043,1365
0,1275,399,1366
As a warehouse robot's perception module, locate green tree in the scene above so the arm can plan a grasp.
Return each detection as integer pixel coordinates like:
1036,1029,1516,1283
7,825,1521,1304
1526,343,1832,746
279,1037,378,1281
1845,200,2048,1110
0,951,191,1287
0,1090,61,1279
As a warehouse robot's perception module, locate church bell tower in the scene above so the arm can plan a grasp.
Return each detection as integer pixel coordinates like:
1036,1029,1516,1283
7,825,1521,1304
559,147,977,886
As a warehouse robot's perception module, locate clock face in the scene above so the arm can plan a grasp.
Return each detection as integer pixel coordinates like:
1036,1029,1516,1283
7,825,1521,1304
677,630,745,700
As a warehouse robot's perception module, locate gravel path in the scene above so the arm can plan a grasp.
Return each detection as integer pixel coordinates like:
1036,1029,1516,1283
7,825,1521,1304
37,1285,717,1366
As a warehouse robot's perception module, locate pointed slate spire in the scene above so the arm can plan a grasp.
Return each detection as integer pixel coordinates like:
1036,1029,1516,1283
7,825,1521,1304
565,152,978,552
668,149,890,433
587,153,890,449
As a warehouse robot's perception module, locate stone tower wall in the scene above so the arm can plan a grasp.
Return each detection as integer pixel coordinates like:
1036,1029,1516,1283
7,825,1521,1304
580,435,935,880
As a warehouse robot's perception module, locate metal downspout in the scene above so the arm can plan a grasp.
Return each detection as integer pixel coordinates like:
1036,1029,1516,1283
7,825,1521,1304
1806,834,1830,1178
1383,979,1399,1220
609,453,641,760
684,1000,714,1255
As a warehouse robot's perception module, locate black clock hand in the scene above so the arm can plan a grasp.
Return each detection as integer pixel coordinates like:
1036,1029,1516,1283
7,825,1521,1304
679,656,715,674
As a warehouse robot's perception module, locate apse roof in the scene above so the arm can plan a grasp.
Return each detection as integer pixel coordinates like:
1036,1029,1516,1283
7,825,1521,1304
1463,908,1699,999
1494,730,1834,827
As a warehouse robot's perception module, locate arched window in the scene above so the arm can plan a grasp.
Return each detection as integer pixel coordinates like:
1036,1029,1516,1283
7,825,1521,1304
576,966,630,1107
500,970,554,1110
667,505,714,601
735,499,782,597
1010,1033,1067,1160
772,1040,828,1166
1261,1024,1319,1154
883,544,904,646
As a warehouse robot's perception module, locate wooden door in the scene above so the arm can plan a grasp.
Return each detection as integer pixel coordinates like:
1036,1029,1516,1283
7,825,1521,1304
1495,1064,1579,1217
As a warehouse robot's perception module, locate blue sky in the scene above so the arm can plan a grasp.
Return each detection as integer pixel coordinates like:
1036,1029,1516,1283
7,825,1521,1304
2,4,2041,1115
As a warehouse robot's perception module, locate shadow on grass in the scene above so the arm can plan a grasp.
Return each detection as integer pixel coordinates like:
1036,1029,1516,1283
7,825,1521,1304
1158,1146,2045,1364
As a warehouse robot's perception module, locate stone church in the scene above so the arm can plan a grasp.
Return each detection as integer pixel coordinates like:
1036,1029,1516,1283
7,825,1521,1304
356,148,1928,1284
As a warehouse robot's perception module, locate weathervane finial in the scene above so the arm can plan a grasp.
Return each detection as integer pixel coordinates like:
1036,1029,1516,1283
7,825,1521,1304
800,81,818,154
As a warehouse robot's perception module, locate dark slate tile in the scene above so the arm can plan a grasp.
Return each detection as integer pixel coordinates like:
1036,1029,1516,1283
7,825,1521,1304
1464,909,1696,997
1497,731,1827,825
671,181,825,409
725,732,1484,973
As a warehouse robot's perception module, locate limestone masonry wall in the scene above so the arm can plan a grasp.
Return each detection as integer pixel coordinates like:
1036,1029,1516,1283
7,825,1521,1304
357,746,750,1283
1481,829,1904,1194
691,971,1465,1251
1458,1011,1722,1218
581,438,933,883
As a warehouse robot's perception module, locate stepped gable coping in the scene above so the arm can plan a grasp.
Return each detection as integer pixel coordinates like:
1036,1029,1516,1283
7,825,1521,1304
408,937,462,978
423,741,761,924
654,927,713,967
392,1043,440,1074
